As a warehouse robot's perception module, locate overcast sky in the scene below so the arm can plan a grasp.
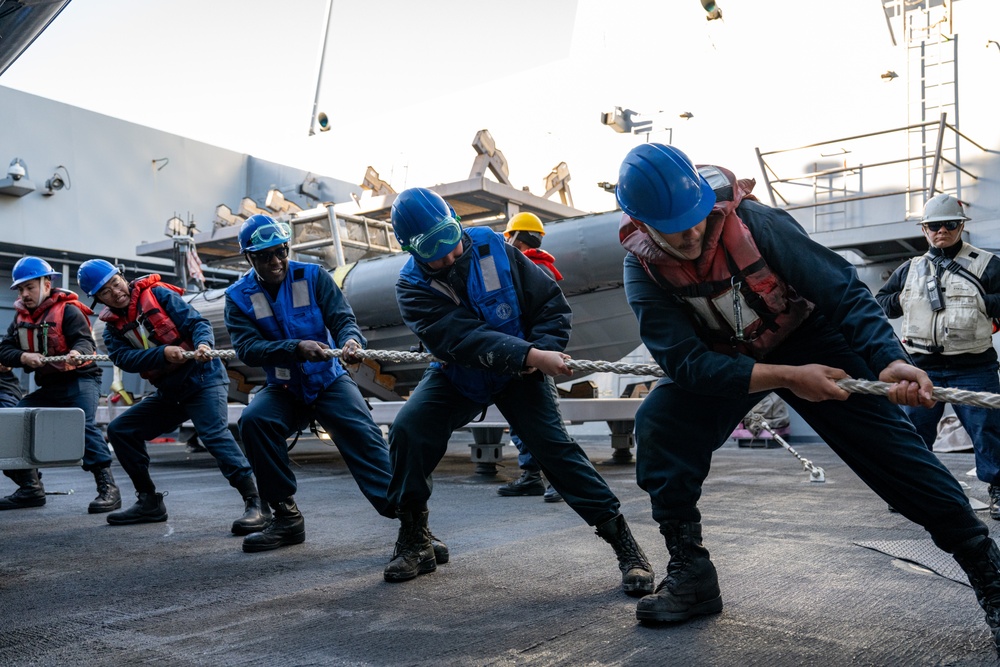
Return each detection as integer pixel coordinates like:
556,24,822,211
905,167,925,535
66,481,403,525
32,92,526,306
2,0,910,213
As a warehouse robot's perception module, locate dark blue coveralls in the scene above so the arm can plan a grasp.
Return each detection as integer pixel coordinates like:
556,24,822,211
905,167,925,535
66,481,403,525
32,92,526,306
389,229,621,526
224,263,394,517
103,285,253,494
623,197,988,554
0,368,22,408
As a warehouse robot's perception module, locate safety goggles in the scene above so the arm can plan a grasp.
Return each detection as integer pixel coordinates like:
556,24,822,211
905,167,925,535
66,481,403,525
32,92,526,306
249,245,289,263
922,220,962,232
402,217,463,260
249,222,292,248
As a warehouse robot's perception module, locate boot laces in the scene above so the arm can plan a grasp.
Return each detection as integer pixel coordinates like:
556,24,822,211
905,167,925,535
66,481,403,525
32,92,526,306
610,521,651,571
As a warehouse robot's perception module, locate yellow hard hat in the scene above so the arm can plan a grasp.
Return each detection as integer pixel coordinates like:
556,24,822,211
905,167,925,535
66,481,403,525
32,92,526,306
504,212,545,238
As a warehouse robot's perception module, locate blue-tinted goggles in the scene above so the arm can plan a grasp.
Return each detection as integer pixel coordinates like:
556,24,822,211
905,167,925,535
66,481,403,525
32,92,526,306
402,217,463,261
250,222,292,248
922,220,962,232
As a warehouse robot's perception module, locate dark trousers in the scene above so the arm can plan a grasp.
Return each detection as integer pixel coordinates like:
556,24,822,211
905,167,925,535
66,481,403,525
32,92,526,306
238,374,394,517
16,375,111,471
388,367,620,526
635,327,987,554
509,431,539,472
902,363,1000,485
107,382,252,493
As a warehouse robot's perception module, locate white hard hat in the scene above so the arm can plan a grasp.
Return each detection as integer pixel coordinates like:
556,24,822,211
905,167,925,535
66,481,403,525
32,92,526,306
921,193,969,224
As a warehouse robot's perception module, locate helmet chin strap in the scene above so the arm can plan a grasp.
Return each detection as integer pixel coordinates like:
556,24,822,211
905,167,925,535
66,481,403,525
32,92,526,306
645,226,692,260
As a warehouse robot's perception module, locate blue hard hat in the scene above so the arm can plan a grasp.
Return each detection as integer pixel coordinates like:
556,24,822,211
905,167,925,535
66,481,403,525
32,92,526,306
78,259,121,297
615,143,717,234
10,256,60,290
238,214,292,254
391,188,462,263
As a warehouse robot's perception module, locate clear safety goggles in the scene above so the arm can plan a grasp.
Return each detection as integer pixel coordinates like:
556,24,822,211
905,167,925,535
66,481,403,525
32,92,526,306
402,217,463,260
250,222,292,248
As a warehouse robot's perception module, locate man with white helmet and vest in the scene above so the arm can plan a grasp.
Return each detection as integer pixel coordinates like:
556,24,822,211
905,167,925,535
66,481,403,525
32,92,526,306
78,259,268,534
876,194,1000,517
384,187,653,594
496,211,564,503
0,257,119,513
223,215,437,557
616,143,1000,647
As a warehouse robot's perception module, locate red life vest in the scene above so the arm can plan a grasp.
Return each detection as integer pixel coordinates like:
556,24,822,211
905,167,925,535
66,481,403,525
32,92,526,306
523,248,564,281
99,275,192,380
14,288,96,373
620,165,813,359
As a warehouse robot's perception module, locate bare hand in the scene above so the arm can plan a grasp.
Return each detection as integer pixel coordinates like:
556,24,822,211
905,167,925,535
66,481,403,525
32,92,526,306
163,346,187,364
296,340,331,362
0,364,10,373
524,348,573,377
64,350,87,367
784,364,850,402
341,339,363,364
879,360,936,408
192,344,213,363
20,352,45,369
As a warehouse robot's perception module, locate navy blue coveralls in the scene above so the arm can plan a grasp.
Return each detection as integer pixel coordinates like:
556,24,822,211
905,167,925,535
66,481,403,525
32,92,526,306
224,261,394,517
389,228,621,526
103,285,253,494
0,368,22,408
623,197,988,554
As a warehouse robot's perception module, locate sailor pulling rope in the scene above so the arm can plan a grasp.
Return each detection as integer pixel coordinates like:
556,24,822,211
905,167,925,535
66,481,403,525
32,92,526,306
34,348,1000,410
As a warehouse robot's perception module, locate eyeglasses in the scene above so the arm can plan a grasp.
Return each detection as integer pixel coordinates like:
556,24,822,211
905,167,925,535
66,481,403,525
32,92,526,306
402,217,463,260
249,245,289,263
923,221,962,232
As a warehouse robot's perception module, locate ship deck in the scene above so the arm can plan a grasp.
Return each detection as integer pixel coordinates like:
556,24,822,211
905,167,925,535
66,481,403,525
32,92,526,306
2,432,998,666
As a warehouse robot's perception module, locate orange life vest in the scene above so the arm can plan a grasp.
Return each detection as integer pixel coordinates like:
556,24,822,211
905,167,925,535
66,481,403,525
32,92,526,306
99,275,192,380
14,288,96,373
522,248,564,281
621,165,814,359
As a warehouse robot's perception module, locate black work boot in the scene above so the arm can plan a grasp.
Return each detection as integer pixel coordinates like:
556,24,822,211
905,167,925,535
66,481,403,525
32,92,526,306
0,469,46,510
384,508,436,582
497,470,545,497
954,536,1000,651
88,466,122,514
543,484,564,503
429,531,450,565
595,514,655,596
107,491,168,525
636,521,723,623
989,486,1000,521
231,476,272,536
242,498,305,553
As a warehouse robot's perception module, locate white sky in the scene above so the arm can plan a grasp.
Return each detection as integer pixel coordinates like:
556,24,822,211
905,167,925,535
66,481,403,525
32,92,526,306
1,0,910,213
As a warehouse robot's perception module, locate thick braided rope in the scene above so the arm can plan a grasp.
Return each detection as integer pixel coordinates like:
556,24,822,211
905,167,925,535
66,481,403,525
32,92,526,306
836,378,1000,410
32,349,1000,410
39,349,237,364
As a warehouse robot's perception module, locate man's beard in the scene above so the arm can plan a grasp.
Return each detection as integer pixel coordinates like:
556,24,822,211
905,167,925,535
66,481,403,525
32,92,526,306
645,226,692,260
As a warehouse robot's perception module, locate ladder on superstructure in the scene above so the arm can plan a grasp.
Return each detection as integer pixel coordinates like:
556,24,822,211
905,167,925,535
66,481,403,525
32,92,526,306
905,2,961,217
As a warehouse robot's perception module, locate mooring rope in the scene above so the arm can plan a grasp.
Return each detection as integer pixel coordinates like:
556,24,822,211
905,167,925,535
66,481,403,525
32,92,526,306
32,348,1000,410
